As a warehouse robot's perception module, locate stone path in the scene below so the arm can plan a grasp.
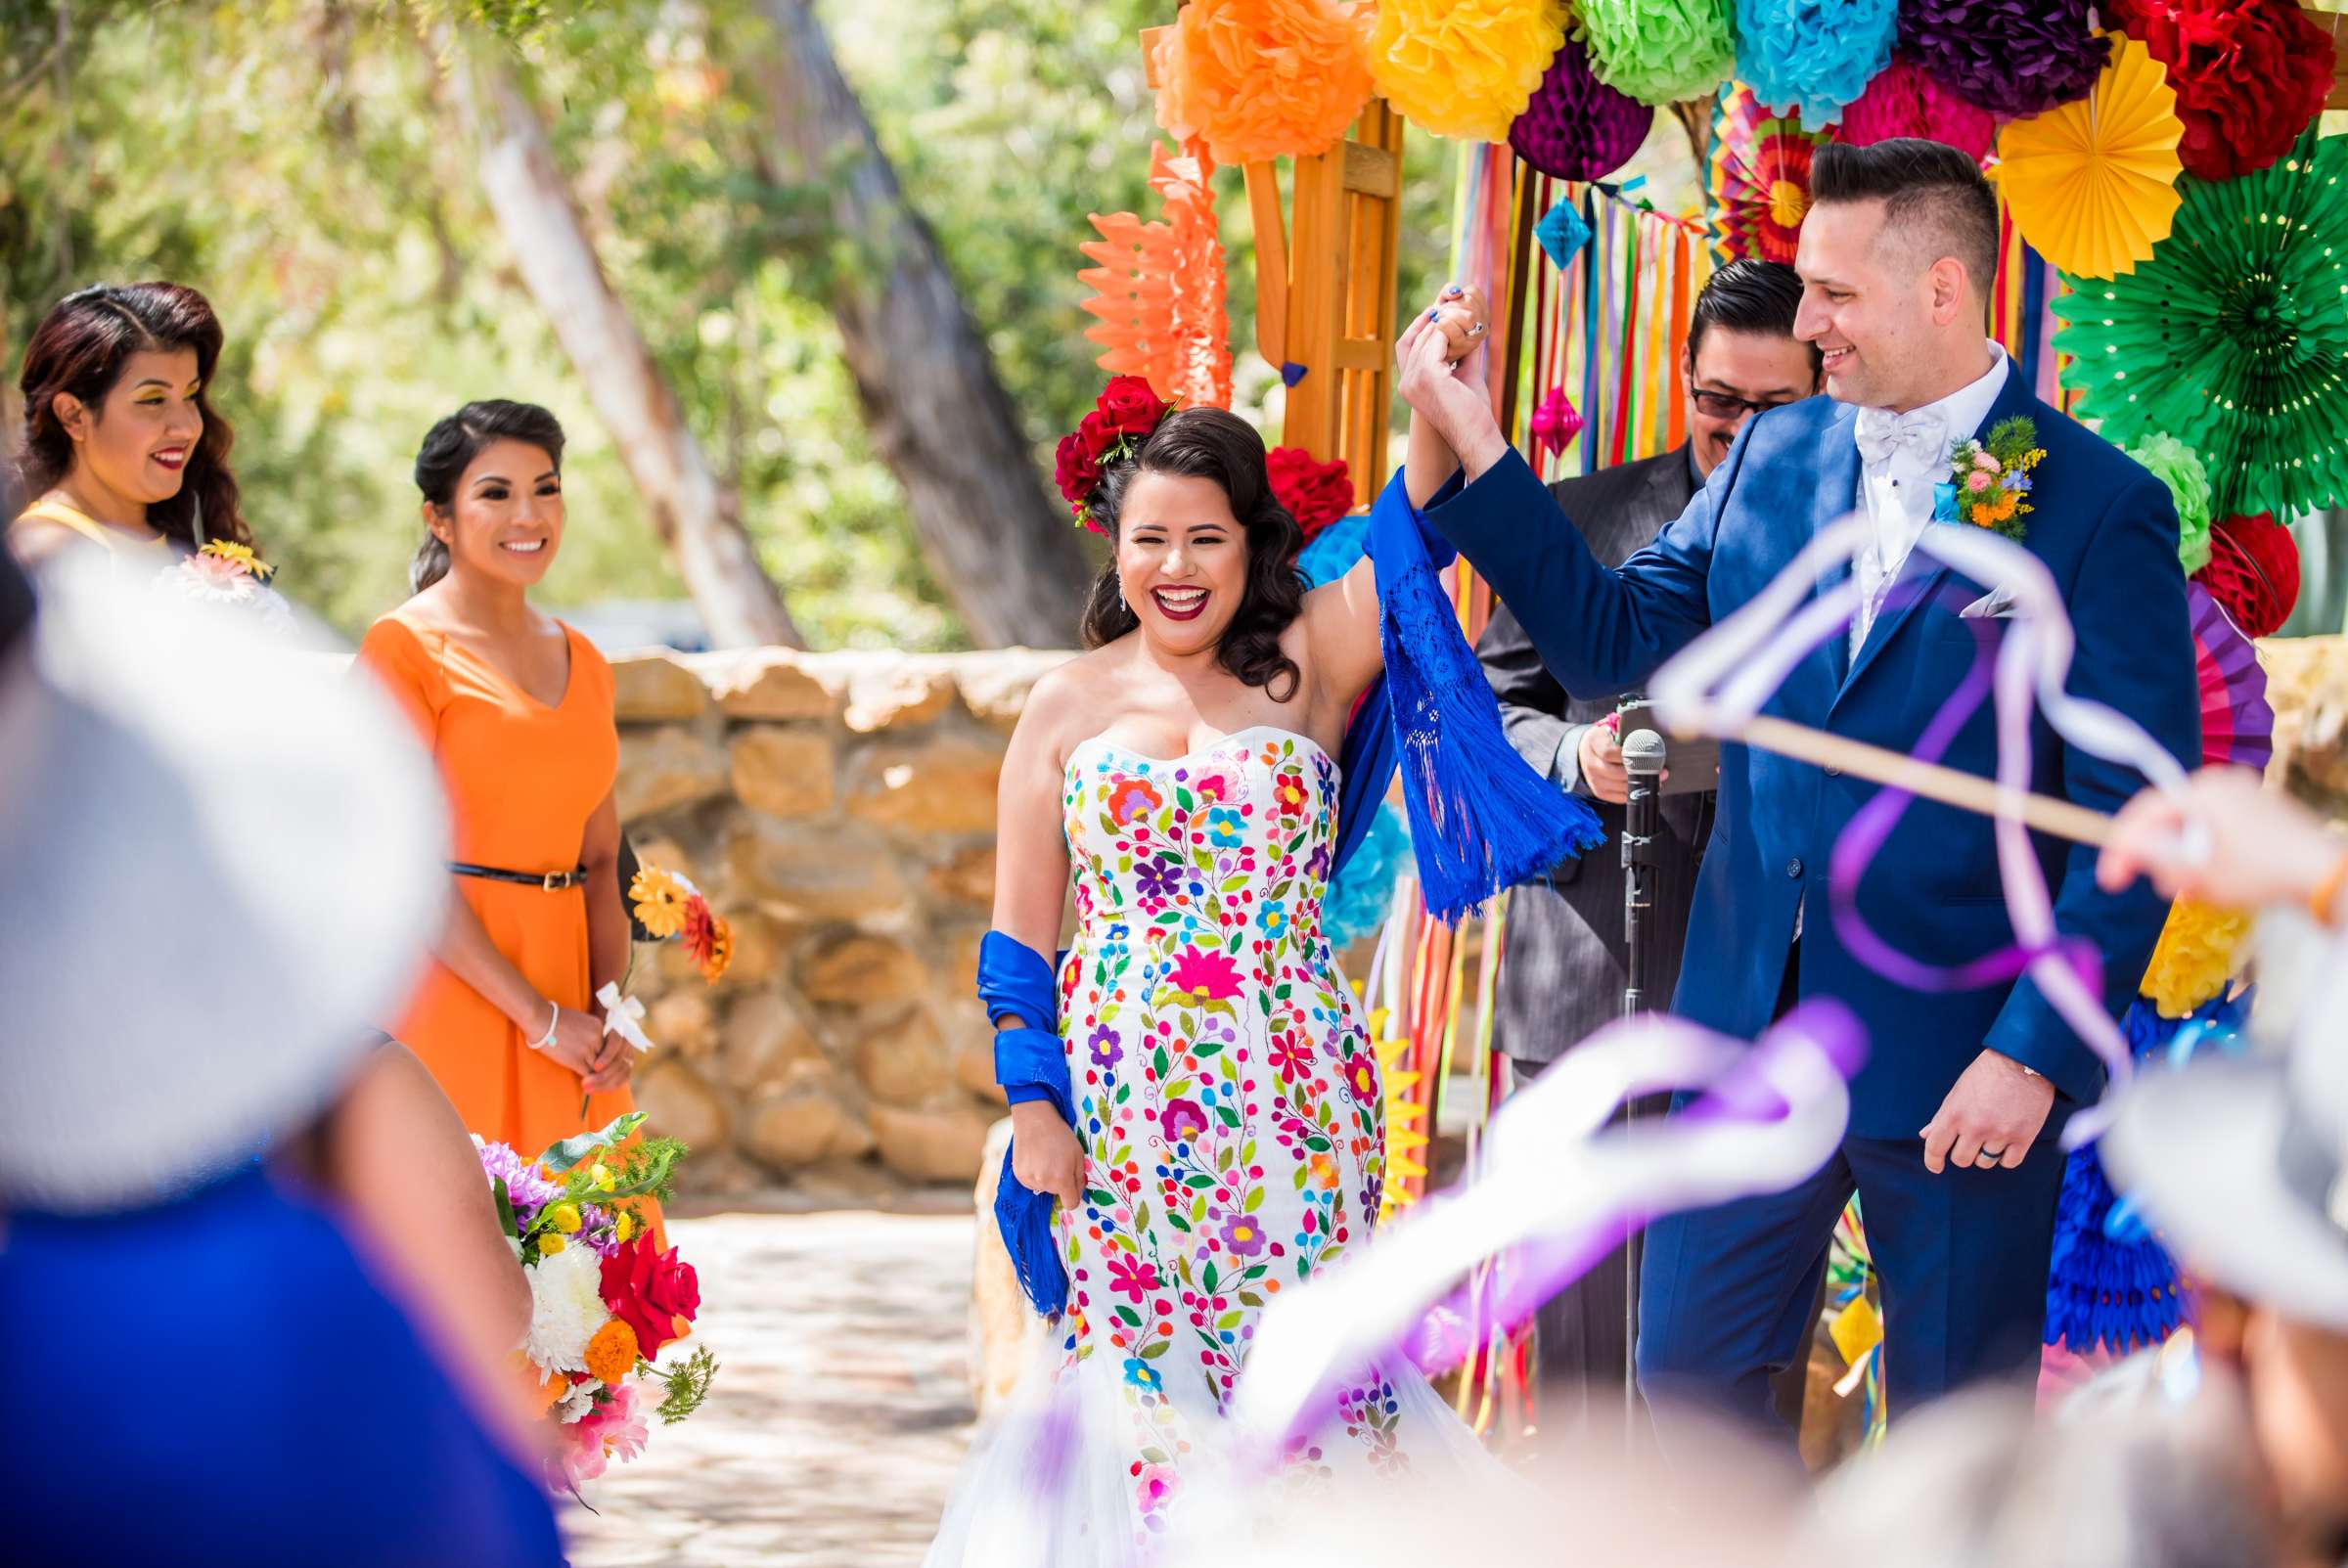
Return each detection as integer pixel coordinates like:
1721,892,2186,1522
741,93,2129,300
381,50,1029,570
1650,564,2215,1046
564,1210,977,1568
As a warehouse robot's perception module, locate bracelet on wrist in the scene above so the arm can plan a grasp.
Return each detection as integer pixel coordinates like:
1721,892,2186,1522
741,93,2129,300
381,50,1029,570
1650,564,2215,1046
530,1001,560,1052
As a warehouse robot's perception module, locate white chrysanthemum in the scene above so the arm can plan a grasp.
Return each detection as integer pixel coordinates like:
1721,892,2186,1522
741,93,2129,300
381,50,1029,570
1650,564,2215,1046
523,1243,609,1374
555,1378,606,1426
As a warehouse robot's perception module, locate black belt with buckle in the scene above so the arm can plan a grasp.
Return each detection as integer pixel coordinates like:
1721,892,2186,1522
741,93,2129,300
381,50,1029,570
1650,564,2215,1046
449,861,588,892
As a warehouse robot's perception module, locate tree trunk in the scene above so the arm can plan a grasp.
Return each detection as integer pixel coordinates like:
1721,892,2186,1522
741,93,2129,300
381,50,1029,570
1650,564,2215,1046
462,55,805,650
752,0,1095,650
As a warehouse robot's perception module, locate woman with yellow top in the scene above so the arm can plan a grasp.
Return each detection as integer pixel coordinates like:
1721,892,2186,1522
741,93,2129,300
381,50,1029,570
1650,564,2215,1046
9,282,248,567
353,399,648,1200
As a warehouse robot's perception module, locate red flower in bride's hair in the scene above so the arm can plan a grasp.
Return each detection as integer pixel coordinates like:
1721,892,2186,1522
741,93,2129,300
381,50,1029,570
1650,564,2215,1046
1095,375,1171,438
1055,426,1106,523
1057,379,1176,531
1265,446,1353,541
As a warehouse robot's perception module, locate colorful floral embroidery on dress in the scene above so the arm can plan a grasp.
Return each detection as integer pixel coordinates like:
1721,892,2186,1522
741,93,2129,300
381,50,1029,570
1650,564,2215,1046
1052,726,1398,1540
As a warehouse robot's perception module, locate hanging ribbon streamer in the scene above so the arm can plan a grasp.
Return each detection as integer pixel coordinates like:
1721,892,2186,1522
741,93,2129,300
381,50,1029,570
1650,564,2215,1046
1648,515,2195,1146
1228,1000,1863,1455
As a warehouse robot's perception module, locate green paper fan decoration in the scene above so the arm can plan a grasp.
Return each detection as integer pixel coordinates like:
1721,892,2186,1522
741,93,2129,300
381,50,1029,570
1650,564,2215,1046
2054,129,2348,521
1576,0,1738,108
2123,432,2214,572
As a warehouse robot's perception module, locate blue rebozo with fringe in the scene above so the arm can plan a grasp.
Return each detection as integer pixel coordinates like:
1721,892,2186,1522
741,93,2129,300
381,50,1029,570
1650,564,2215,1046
2044,990,2250,1354
979,467,1607,1319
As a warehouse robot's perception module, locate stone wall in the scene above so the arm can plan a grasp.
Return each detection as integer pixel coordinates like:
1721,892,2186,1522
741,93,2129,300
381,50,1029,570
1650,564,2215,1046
610,645,1071,1198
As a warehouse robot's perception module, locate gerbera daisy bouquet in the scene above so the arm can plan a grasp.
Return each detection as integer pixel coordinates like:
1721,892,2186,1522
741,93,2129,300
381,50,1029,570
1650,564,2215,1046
590,861,735,1109
480,1113,718,1496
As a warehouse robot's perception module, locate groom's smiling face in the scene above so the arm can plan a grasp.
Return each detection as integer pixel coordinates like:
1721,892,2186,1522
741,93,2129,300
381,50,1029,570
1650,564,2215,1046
1793,198,1964,414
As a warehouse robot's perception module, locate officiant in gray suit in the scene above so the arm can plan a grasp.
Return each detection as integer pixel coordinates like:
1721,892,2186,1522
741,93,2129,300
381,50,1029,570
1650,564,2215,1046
1476,259,1820,1426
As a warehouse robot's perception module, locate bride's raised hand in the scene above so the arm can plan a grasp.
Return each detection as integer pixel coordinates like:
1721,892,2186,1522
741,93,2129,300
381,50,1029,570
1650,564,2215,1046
1010,1100,1084,1210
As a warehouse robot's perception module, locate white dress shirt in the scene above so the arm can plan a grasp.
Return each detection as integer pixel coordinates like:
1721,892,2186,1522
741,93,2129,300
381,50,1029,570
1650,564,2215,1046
1796,345,2009,944
1849,344,2010,654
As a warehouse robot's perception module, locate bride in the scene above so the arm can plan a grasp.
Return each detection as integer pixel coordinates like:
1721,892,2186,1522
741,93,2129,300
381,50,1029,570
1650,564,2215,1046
928,295,1596,1566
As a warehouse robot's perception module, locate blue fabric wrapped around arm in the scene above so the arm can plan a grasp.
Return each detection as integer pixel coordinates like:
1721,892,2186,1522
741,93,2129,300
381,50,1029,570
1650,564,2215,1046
1351,467,1604,921
976,930,1072,1317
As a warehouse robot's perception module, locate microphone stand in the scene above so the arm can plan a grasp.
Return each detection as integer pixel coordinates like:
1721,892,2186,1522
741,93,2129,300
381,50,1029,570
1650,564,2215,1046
1618,726,1668,1426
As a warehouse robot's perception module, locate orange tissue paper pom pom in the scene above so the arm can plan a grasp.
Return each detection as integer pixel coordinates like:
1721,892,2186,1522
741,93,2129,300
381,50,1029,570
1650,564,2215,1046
1154,0,1375,165
1368,0,1570,142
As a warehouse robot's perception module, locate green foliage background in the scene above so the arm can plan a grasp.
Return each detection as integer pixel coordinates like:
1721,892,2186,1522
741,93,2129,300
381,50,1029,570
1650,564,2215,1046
1,0,1455,645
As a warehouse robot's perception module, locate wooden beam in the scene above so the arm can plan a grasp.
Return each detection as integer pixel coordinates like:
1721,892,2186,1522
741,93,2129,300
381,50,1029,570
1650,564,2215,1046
2305,4,2348,111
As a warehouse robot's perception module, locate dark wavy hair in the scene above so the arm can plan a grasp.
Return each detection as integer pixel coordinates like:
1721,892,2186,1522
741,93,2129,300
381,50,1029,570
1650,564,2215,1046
408,399,567,592
1078,407,1306,701
15,282,247,547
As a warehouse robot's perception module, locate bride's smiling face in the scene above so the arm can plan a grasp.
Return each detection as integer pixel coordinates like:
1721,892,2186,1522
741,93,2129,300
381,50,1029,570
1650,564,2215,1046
1115,470,1249,657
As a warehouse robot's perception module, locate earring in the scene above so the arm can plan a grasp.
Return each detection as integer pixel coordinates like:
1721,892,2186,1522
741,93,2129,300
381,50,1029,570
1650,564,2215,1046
1117,585,1128,612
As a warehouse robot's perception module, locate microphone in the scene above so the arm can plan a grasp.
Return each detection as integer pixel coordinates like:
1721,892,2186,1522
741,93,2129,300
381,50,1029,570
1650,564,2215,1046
1620,726,1666,1021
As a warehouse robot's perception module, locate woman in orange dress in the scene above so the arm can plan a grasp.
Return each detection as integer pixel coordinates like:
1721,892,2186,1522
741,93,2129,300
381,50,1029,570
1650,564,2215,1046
354,400,648,1202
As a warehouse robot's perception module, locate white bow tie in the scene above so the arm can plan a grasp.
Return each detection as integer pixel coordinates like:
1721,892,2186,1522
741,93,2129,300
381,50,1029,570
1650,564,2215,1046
1853,406,1949,469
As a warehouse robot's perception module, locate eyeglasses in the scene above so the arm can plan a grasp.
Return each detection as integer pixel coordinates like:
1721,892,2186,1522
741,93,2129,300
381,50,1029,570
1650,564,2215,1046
1691,387,1798,421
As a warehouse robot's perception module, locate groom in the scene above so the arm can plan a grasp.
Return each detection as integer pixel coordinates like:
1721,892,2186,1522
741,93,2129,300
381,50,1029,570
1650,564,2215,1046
1400,139,2196,1437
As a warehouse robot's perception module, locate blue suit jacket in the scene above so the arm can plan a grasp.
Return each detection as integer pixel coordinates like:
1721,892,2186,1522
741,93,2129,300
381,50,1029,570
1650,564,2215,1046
1428,373,2196,1138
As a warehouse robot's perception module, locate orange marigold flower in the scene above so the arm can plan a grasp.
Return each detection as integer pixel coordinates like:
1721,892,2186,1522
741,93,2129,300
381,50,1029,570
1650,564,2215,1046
516,1352,568,1415
585,1317,642,1386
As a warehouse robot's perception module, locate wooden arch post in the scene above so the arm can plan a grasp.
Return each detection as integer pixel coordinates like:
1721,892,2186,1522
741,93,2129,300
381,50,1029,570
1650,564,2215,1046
1140,24,1406,503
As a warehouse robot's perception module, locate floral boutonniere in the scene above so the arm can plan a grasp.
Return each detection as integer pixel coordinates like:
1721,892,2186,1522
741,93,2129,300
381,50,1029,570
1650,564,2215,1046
1935,417,2046,542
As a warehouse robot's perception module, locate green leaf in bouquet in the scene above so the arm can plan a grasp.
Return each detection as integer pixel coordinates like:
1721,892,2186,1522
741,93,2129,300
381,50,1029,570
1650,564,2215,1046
538,1113,649,1174
491,1175,520,1241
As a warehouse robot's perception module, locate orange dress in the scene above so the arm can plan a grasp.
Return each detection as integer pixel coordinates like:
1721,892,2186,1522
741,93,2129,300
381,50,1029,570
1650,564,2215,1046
355,610,650,1177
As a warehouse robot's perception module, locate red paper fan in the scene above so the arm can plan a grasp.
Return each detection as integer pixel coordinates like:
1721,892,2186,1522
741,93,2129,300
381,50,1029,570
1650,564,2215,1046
1706,85,1836,266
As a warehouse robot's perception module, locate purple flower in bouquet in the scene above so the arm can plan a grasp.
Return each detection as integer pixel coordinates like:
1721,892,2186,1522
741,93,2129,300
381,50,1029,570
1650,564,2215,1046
477,1137,562,1223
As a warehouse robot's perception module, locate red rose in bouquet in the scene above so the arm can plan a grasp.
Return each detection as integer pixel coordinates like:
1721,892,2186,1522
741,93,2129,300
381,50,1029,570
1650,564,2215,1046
601,1235,701,1359
1266,446,1354,541
1095,375,1171,439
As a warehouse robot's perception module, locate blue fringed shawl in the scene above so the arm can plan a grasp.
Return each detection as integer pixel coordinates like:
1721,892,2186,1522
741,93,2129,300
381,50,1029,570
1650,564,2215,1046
983,465,1607,1317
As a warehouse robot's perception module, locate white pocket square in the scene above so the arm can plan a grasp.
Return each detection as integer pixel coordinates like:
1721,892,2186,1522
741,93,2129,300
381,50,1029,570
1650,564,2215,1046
1960,586,2020,619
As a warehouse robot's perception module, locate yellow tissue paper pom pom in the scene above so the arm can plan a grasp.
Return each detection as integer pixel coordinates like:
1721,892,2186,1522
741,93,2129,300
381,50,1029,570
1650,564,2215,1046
585,1318,642,1387
2141,897,2252,1018
1367,0,1568,142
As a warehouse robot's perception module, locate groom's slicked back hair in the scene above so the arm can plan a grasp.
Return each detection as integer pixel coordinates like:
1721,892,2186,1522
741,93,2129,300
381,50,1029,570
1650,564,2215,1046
1811,138,1999,300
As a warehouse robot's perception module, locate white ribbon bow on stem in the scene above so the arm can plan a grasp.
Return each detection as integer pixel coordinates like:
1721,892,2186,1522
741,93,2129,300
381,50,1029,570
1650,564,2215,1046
596,982,655,1054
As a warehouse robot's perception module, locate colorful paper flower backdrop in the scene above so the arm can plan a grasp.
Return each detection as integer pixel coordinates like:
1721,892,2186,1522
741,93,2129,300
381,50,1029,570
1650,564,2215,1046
1898,0,2109,119
2189,583,2276,773
1706,87,1834,266
1734,0,1898,125
1151,0,1375,167
2195,513,2301,641
2124,432,2214,574
1367,0,1568,142
2104,0,2333,182
1838,53,1995,158
1576,0,1738,108
1077,141,1233,411
1992,35,2182,281
2054,130,2348,522
1509,32,1651,181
